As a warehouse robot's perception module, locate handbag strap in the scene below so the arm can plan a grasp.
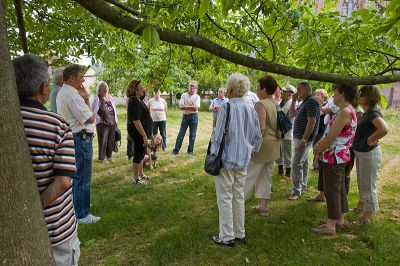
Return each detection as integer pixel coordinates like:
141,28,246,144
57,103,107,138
217,103,230,157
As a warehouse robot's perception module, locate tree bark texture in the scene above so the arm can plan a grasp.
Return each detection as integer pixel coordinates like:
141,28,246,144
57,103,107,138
0,1,54,265
74,0,400,85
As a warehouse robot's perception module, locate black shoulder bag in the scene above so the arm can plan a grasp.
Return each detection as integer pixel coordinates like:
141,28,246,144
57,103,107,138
204,103,230,176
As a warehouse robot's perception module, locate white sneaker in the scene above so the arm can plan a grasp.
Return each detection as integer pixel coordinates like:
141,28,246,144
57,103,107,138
132,177,146,185
108,158,115,163
78,214,101,224
101,160,109,164
288,193,300,200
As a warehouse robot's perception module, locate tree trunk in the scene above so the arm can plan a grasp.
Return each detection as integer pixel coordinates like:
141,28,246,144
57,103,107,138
0,1,55,265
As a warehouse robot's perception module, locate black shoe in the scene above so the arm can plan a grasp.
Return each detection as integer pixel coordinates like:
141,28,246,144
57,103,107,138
235,237,246,244
212,236,235,247
171,150,178,155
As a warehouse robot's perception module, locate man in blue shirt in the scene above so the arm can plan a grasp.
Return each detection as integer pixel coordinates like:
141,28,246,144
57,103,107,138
209,88,229,127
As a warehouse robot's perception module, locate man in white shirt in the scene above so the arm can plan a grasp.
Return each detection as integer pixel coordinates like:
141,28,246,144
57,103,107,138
57,64,100,224
147,90,168,150
171,80,201,155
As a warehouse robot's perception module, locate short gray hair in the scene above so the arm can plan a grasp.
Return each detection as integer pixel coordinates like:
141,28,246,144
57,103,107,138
52,68,64,83
12,53,49,98
96,81,109,95
298,81,312,92
226,73,250,97
63,64,84,81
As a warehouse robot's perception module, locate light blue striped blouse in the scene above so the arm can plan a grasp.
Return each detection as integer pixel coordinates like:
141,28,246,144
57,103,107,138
210,98,263,170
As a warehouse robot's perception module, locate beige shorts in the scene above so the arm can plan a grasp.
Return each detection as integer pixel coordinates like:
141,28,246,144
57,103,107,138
53,235,80,266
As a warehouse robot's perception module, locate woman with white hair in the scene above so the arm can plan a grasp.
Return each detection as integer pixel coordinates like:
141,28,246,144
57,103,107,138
91,81,118,163
211,73,262,247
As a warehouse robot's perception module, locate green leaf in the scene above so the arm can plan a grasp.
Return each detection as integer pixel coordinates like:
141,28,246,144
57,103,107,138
222,0,235,16
199,0,210,18
142,25,160,47
386,0,400,13
380,94,388,109
266,45,274,61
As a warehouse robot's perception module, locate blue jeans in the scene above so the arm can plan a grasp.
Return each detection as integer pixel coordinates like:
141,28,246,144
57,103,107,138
72,133,93,219
152,120,167,149
173,113,198,153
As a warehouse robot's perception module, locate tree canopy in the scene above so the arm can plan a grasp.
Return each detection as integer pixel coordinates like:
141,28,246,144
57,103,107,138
7,0,400,87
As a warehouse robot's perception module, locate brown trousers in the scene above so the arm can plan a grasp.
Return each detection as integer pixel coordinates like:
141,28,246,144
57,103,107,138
322,162,349,220
96,123,116,160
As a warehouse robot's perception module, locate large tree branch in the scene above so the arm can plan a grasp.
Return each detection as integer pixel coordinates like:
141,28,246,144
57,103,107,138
73,0,400,85
13,0,28,53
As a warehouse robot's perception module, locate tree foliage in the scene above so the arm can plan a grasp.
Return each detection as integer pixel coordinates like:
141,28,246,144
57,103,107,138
6,0,400,86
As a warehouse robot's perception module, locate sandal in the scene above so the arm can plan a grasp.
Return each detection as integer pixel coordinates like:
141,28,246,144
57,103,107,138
311,224,336,235
307,194,325,202
352,219,370,225
350,207,364,213
252,205,269,217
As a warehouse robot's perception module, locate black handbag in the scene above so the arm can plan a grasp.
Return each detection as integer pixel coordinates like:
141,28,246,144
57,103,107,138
204,103,230,176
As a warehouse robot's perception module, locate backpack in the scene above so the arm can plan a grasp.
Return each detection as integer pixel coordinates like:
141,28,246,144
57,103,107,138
276,106,292,139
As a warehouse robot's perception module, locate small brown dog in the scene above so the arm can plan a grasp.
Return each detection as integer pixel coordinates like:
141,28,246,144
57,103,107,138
143,134,163,169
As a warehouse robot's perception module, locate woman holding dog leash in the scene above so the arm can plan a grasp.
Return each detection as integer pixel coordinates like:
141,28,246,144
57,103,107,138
126,80,153,185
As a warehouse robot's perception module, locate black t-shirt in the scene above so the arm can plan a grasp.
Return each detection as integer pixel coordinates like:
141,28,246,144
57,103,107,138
353,107,382,152
293,95,320,141
127,97,152,138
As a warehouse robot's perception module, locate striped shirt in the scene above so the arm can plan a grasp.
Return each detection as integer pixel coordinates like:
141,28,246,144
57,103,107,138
20,99,77,247
210,98,263,170
293,95,320,141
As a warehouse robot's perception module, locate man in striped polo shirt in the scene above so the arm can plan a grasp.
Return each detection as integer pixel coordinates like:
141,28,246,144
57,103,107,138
288,81,320,200
13,54,80,265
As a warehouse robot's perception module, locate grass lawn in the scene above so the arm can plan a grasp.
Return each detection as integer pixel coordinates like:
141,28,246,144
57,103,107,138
79,106,400,265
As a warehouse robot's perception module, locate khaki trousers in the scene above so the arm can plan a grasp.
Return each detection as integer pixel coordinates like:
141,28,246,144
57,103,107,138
53,235,80,266
355,146,382,212
244,161,274,200
215,167,247,242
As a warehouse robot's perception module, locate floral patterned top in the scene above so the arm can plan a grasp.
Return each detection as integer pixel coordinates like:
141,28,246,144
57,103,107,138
322,106,357,165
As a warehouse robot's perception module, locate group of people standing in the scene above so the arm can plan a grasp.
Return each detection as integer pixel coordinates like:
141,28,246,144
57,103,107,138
209,73,389,246
12,52,389,264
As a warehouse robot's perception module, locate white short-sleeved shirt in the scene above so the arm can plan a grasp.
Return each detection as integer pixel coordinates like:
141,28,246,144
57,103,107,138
179,92,200,115
243,91,259,108
148,97,167,121
324,96,340,125
56,84,95,133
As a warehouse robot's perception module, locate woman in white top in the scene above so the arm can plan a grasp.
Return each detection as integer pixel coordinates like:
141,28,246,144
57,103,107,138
147,91,168,150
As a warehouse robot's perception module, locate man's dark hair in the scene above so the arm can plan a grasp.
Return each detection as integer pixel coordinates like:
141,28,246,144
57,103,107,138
63,64,84,81
12,53,49,98
258,75,278,95
333,83,359,107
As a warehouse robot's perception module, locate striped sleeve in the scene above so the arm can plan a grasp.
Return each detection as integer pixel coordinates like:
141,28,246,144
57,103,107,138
53,123,76,177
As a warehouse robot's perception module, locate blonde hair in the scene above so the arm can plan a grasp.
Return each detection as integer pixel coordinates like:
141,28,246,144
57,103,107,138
315,88,328,101
226,73,250,97
153,134,163,152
